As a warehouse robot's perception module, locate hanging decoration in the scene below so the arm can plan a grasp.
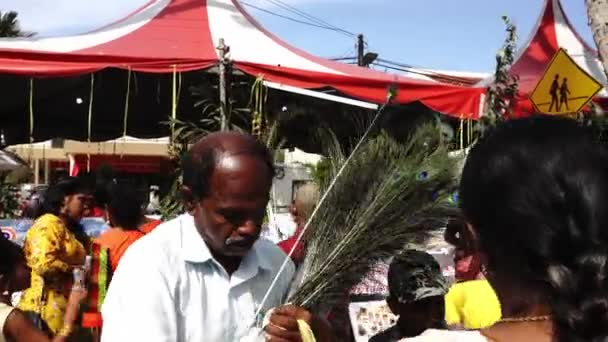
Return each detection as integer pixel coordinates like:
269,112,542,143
250,77,267,139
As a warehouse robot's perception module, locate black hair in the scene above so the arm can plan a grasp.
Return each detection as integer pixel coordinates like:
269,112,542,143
443,217,468,251
182,132,275,200
37,177,88,218
106,182,143,231
0,236,25,278
22,191,44,219
460,116,608,342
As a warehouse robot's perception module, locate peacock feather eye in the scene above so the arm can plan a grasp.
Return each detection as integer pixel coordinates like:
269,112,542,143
448,191,459,206
417,171,429,181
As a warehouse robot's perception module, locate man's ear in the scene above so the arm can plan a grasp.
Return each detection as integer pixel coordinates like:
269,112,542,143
181,185,197,214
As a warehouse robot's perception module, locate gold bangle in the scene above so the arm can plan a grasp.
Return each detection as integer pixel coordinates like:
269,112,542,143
57,324,73,337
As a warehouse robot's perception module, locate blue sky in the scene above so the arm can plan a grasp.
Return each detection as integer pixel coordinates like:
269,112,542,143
3,0,592,73
244,0,592,72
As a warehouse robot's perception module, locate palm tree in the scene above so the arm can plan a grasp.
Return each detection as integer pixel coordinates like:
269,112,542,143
587,0,608,79
0,10,33,37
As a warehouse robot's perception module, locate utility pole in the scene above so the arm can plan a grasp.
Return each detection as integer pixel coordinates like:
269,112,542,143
357,34,365,67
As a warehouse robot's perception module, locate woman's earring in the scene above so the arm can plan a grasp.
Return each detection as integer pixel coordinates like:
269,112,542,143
481,264,489,277
2,279,11,296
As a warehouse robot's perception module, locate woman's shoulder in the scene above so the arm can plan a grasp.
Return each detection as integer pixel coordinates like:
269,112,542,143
401,329,487,342
0,302,15,329
30,214,64,230
95,228,143,247
27,214,66,237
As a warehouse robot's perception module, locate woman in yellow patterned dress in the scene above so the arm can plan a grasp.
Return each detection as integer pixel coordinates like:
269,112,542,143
18,178,91,336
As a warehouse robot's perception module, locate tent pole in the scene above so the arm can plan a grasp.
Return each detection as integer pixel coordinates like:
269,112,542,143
217,38,230,131
33,159,40,186
44,159,50,185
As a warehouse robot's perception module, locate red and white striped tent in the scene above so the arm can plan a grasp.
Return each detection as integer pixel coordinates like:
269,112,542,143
0,0,484,120
478,0,607,115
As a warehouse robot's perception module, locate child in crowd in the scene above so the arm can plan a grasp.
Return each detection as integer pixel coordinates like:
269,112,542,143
370,250,448,342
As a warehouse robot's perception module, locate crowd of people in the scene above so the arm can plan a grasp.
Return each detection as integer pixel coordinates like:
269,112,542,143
0,115,605,341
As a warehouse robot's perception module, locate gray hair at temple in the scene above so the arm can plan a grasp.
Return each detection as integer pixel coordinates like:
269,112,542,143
293,183,320,223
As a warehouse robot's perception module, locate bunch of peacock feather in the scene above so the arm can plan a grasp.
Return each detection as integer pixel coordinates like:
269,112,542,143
287,123,461,311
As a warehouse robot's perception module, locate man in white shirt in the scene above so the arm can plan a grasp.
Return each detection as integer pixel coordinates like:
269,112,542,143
101,132,296,341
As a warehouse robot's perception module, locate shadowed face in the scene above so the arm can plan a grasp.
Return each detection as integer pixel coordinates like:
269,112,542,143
11,257,31,292
192,154,272,258
387,295,445,338
63,193,88,223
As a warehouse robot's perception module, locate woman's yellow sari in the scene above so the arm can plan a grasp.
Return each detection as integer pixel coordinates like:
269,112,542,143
18,214,87,335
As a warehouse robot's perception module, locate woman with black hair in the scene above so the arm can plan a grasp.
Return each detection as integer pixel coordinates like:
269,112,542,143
17,177,90,336
410,116,608,341
0,237,86,341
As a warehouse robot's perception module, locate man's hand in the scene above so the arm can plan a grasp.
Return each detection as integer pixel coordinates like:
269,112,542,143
264,305,336,342
264,305,311,342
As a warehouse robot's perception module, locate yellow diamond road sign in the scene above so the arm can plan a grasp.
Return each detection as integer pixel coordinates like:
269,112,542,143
530,48,603,115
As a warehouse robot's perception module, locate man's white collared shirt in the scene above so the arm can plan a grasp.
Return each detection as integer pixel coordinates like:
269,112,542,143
101,214,295,342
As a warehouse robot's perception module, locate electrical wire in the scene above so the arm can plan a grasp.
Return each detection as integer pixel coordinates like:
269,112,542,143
371,61,477,85
330,57,357,61
376,58,416,70
261,0,356,37
373,57,483,85
326,45,357,61
240,1,355,38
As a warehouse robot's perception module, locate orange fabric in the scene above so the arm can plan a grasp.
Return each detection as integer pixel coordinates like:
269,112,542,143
95,229,145,272
140,219,162,234
82,312,103,328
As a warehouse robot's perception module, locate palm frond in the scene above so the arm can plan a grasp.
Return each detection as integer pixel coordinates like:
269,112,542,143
288,123,460,310
0,11,34,37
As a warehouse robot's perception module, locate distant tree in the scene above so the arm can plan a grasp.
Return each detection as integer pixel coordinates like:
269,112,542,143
0,10,33,37
587,0,608,80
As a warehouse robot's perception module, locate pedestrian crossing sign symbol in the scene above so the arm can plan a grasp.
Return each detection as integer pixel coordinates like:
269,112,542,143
530,48,603,115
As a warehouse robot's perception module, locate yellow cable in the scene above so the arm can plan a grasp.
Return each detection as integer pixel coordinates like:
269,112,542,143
29,78,35,164
177,71,182,102
121,69,132,158
467,120,472,146
87,74,95,172
122,69,131,137
171,65,177,143
29,78,34,143
459,117,464,150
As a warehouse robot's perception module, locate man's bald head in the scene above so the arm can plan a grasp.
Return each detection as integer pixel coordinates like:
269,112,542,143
182,131,275,200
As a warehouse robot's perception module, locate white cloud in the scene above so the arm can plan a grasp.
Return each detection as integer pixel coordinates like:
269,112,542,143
1,0,149,36
1,0,357,37
245,0,355,4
